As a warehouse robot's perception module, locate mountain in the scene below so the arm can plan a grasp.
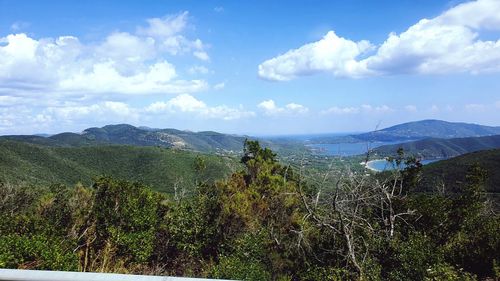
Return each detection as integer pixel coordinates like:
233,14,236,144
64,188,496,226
1,124,248,153
311,120,500,143
0,139,238,194
420,149,500,194
1,124,310,157
372,134,500,159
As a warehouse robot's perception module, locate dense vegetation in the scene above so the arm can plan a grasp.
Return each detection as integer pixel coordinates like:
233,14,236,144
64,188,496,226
1,141,498,280
373,135,500,159
0,139,237,194
420,148,500,193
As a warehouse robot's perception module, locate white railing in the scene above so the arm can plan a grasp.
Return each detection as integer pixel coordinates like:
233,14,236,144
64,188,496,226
0,269,236,281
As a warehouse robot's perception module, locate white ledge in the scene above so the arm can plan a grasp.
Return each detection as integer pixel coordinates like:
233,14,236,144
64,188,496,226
0,269,236,281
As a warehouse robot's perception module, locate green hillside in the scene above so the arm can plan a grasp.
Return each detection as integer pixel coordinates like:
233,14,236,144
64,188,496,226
373,134,500,159
1,124,248,153
420,149,500,193
0,139,238,194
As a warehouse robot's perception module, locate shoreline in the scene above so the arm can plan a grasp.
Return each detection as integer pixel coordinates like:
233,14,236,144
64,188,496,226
360,159,385,172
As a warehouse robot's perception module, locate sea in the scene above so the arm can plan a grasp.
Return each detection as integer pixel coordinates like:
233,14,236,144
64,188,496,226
306,141,402,157
365,159,440,172
271,133,444,171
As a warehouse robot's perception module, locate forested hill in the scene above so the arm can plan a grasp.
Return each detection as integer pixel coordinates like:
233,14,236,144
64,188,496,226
372,134,500,159
0,139,238,193
1,124,248,153
310,120,500,143
420,148,500,193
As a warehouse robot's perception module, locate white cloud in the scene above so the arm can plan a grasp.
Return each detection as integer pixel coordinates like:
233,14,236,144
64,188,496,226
10,21,30,31
162,94,207,112
257,99,309,115
321,106,359,115
214,7,224,13
0,106,34,132
258,31,373,81
360,104,392,113
258,0,500,80
46,101,139,122
213,82,225,90
430,105,440,113
138,12,189,39
404,105,417,112
188,65,210,75
0,96,25,106
321,104,392,115
496,101,500,108
285,103,309,114
137,12,208,56
145,94,254,120
0,12,210,99
193,51,210,61
465,103,486,112
258,100,280,113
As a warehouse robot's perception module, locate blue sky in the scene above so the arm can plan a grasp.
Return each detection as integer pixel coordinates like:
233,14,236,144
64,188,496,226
1,0,499,135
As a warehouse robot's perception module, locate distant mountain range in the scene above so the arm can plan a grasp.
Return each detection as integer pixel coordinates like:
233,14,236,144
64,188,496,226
3,120,500,158
373,134,500,159
1,124,248,153
310,120,500,143
0,124,310,156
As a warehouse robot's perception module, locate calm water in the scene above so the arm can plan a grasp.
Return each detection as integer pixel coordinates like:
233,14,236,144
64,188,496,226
307,141,402,157
366,159,440,172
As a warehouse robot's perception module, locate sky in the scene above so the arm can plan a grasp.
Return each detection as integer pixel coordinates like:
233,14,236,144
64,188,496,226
1,0,500,135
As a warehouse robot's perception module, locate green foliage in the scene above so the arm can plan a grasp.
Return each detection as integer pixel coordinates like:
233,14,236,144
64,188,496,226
0,234,78,270
0,141,499,280
420,148,500,193
299,266,353,281
424,263,476,281
0,139,237,194
380,233,442,281
210,254,271,281
90,177,161,263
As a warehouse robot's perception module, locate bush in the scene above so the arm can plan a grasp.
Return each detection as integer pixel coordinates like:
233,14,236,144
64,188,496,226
0,234,78,270
210,254,271,281
424,263,476,281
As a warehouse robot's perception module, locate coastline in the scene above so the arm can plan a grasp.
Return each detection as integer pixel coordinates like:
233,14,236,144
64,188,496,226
360,159,385,172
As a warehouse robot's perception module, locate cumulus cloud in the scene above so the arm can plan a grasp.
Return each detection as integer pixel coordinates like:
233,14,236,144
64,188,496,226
0,11,209,98
321,104,392,115
0,94,255,133
145,94,255,120
258,31,373,81
46,101,139,122
257,99,309,115
258,0,500,80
